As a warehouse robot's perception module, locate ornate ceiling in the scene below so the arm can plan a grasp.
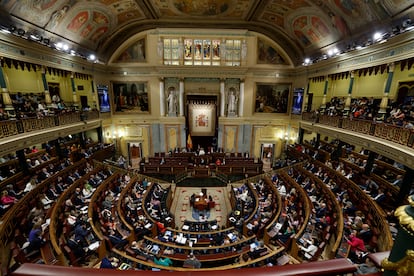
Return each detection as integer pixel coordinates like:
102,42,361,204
1,0,414,65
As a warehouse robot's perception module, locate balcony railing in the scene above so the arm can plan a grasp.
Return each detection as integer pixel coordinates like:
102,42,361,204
302,112,414,147
0,110,100,139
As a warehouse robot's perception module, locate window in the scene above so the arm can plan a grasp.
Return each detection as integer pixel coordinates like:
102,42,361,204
222,39,241,66
164,37,241,66
163,38,181,65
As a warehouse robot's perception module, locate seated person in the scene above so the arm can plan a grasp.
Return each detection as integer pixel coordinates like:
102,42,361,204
107,228,128,248
100,255,119,269
67,233,87,262
183,253,201,268
27,221,45,253
346,230,366,263
154,254,173,267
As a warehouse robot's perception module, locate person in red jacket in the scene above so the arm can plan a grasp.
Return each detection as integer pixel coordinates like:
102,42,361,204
346,230,366,263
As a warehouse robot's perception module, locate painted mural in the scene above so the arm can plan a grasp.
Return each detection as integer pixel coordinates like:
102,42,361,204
115,38,146,62
255,83,290,114
257,38,286,65
112,82,149,113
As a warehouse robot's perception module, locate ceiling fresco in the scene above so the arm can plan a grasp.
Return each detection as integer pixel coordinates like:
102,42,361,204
0,0,413,65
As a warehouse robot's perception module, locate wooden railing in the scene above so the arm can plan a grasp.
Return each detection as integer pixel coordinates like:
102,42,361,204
302,112,414,148
0,110,100,139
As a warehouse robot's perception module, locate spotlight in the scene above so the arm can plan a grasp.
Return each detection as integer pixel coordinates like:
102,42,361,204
373,32,382,41
0,26,11,34
29,33,42,41
88,54,96,61
55,42,63,50
17,28,25,36
402,18,412,28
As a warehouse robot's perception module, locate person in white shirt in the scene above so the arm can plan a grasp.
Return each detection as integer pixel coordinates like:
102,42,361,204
277,183,287,196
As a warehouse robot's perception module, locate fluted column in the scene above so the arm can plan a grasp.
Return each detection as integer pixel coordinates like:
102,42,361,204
343,71,354,117
159,78,165,116
220,79,225,117
378,63,394,121
320,76,329,114
238,80,244,117
41,66,52,107
0,65,15,118
71,72,78,109
179,79,184,116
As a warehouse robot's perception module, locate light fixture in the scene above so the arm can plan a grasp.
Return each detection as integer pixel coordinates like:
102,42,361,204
30,33,42,41
17,28,25,36
88,54,96,61
373,32,382,41
0,26,11,34
55,42,63,50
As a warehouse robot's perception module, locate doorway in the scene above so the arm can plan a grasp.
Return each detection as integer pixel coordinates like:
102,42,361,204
260,143,275,171
186,95,218,152
80,95,88,109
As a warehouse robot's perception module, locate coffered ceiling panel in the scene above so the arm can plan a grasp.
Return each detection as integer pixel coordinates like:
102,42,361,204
0,0,413,65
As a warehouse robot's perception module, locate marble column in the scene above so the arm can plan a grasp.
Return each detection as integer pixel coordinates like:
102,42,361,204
179,79,184,116
70,72,78,109
238,80,244,117
159,78,165,116
220,79,225,117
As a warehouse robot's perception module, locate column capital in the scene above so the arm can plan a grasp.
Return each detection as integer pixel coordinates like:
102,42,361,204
388,62,395,73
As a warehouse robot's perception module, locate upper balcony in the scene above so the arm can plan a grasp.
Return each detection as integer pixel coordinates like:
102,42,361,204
300,112,414,169
0,110,101,157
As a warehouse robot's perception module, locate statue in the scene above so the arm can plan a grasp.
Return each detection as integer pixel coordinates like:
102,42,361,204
227,88,237,116
167,90,177,115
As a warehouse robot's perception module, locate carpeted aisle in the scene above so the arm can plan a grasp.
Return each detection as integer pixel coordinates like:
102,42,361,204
172,187,229,229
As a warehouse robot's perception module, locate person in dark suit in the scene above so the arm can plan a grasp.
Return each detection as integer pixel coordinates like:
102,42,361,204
372,189,386,204
67,233,86,261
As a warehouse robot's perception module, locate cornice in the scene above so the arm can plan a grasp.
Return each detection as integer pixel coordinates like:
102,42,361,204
0,33,107,75
299,31,414,78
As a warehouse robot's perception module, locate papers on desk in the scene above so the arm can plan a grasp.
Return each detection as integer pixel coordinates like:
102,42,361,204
88,241,100,251
182,225,189,231
80,205,88,214
175,234,187,245
227,233,237,242
41,218,51,231
144,223,152,229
